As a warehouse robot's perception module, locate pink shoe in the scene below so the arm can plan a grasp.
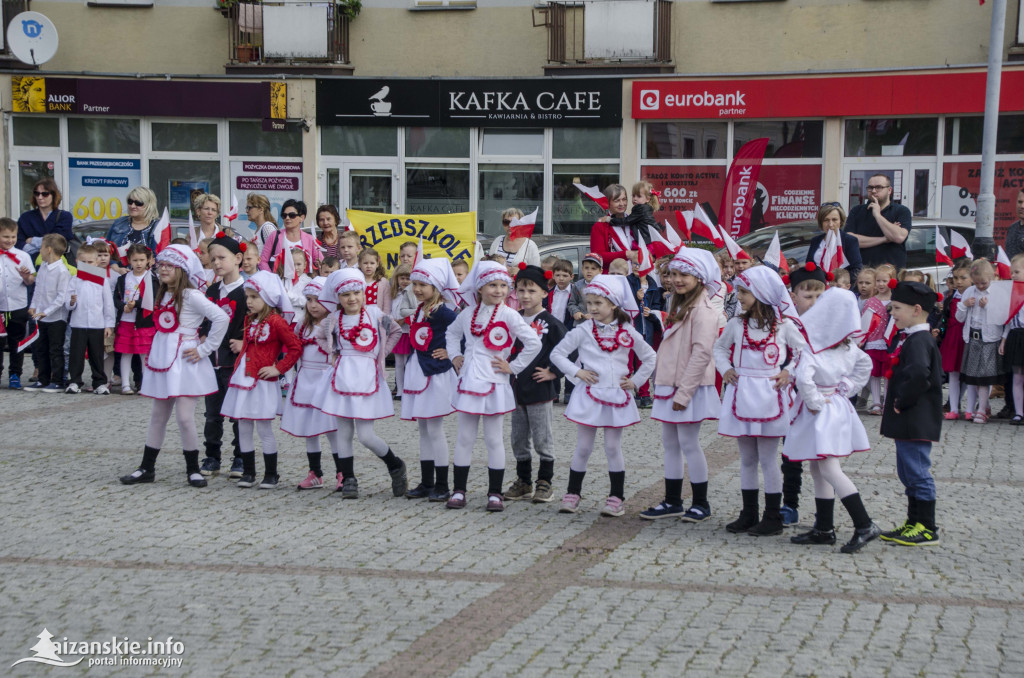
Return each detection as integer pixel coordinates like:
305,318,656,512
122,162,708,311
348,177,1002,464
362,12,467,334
600,496,625,517
334,472,344,492
962,412,974,421
297,470,324,490
973,413,988,424
559,493,581,513
944,412,960,420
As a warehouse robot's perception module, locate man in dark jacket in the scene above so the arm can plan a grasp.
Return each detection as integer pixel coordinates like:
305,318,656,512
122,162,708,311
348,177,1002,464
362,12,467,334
880,281,943,547
844,174,912,269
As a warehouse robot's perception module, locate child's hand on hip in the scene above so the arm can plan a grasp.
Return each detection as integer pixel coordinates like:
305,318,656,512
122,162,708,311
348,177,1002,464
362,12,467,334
258,366,281,379
576,369,599,384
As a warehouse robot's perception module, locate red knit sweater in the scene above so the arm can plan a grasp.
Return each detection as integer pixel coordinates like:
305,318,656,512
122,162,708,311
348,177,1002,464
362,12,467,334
235,313,302,379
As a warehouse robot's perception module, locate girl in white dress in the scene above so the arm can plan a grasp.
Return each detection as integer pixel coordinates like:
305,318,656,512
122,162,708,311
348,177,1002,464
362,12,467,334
783,287,881,553
444,260,542,512
313,268,408,499
402,257,461,501
119,245,229,488
551,274,656,517
714,266,806,536
221,271,302,488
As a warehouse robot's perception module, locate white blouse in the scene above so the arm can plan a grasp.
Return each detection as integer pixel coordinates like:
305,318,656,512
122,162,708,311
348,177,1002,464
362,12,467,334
445,302,542,382
794,343,872,412
551,319,656,389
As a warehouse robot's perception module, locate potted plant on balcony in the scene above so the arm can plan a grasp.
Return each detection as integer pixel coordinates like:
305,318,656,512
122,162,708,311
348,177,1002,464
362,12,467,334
236,43,257,63
336,0,361,21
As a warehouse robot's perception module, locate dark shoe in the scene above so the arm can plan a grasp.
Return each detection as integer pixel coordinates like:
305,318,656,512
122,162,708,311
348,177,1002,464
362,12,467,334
890,522,940,547
639,502,685,520
992,406,1014,420
228,457,244,479
790,528,837,545
779,504,799,526
406,483,434,499
187,473,208,488
747,512,784,536
1011,415,1024,425
726,513,759,533
428,487,452,502
389,460,408,497
340,476,359,499
637,396,653,409
486,493,505,512
23,380,45,391
532,479,554,503
119,468,155,485
8,374,22,390
237,473,257,488
840,522,882,553
879,520,914,542
505,477,533,500
680,504,711,523
199,457,221,477
446,491,467,509
259,475,280,489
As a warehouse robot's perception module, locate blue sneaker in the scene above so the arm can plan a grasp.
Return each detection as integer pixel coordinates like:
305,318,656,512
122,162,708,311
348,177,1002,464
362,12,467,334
639,502,685,520
680,505,712,523
23,380,45,391
8,374,22,390
228,456,244,479
780,504,799,526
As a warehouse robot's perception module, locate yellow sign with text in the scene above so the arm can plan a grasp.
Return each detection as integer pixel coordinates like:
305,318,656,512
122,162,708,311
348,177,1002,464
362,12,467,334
347,210,478,271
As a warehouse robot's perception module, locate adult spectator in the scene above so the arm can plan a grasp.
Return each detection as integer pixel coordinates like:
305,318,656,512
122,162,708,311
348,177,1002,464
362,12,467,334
245,193,278,250
17,178,74,256
1004,188,1024,259
316,204,344,259
193,193,223,241
258,199,323,273
588,184,669,272
805,202,862,284
843,173,912,269
488,207,540,268
106,186,160,256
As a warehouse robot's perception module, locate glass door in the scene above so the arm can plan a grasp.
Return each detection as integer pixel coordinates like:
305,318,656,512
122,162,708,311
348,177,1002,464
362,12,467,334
843,163,935,217
12,157,60,216
323,163,399,216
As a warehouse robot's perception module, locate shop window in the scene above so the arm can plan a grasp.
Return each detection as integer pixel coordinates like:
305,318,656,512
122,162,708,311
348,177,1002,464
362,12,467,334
478,164,543,235
552,164,619,235
944,114,1024,155
734,120,823,158
481,130,543,156
152,122,218,153
552,128,620,159
843,118,938,157
406,164,470,214
67,118,140,154
12,117,60,147
322,126,398,157
642,122,727,160
229,121,302,157
148,160,222,220
405,128,470,158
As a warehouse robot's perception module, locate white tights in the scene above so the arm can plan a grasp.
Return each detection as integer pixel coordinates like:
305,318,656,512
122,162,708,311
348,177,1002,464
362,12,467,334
808,457,858,500
119,354,145,389
145,397,199,450
869,376,884,407
661,422,708,483
570,425,625,474
947,372,961,414
395,354,407,394
737,436,782,493
334,418,389,458
304,430,344,455
453,412,504,468
238,419,277,455
418,418,450,466
965,384,990,415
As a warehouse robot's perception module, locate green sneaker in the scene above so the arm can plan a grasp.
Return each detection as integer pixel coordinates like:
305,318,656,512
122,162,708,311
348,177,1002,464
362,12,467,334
890,522,940,547
505,477,533,500
879,520,914,542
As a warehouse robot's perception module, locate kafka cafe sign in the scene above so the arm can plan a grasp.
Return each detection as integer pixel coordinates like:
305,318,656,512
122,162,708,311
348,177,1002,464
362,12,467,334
316,78,621,128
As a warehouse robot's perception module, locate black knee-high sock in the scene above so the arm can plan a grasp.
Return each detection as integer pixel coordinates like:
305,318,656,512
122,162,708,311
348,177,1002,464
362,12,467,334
664,478,684,506
781,458,803,508
907,496,919,525
419,460,434,487
567,469,586,495
140,446,160,472
741,489,759,517
183,450,200,475
840,493,871,530
538,460,554,483
263,453,278,478
609,471,625,500
516,459,532,483
814,498,835,532
453,465,470,492
488,467,504,495
332,454,344,474
307,452,323,477
764,492,782,516
339,456,355,479
240,451,256,476
690,481,709,509
381,449,402,472
434,464,449,490
917,499,937,531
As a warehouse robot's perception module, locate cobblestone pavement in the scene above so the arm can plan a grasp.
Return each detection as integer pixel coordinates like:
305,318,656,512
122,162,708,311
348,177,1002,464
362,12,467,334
1,379,1022,677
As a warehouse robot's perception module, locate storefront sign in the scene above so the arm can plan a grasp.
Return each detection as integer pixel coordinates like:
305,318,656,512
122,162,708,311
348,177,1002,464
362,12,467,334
317,78,621,128
229,161,303,225
168,181,209,220
346,209,476,270
632,70,1024,120
67,158,142,224
941,161,1024,243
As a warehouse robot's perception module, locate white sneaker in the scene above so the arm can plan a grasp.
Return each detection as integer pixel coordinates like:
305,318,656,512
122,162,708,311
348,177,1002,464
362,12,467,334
65,383,81,394
121,386,135,395
94,384,111,395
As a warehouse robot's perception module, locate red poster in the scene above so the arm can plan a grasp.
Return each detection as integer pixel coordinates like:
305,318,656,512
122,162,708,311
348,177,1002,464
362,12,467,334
719,138,769,238
941,161,1024,243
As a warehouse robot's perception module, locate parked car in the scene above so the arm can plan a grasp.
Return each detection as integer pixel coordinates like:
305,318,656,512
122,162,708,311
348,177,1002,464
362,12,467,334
477,235,592,281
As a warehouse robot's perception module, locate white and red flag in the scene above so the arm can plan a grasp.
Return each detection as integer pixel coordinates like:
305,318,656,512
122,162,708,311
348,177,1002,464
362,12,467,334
573,183,609,210
984,280,1024,327
996,246,1013,279
950,230,972,260
76,261,107,286
721,228,750,262
813,229,848,276
223,193,239,224
508,208,537,241
935,226,954,266
648,222,682,254
189,209,199,251
635,237,655,278
17,320,38,352
691,203,725,248
763,231,789,274
673,210,694,240
152,207,172,253
139,274,154,317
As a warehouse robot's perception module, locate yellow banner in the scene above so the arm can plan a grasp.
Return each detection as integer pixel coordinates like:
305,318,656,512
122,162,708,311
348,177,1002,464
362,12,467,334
347,210,478,271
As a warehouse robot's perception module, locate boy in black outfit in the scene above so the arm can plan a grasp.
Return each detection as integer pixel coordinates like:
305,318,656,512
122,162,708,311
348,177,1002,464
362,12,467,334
505,264,567,503
880,281,943,546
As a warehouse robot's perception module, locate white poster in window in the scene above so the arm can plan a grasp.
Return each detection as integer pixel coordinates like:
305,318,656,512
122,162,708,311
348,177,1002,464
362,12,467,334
584,1,654,59
67,157,142,224
229,160,303,228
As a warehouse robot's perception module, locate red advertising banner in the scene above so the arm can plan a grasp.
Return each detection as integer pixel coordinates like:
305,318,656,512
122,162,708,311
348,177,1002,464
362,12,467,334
941,161,1024,244
642,164,822,237
718,138,769,238
632,70,1024,120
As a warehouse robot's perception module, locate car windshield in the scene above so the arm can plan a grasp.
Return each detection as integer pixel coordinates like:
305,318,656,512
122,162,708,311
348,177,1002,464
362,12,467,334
733,221,819,264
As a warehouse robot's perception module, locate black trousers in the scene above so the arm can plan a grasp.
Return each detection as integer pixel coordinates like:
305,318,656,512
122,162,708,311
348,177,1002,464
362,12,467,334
781,458,804,509
37,320,67,386
1,307,30,378
204,366,240,460
69,327,107,388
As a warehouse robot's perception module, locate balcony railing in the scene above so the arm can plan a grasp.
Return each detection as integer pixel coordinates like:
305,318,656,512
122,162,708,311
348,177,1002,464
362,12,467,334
228,1,349,66
539,0,671,68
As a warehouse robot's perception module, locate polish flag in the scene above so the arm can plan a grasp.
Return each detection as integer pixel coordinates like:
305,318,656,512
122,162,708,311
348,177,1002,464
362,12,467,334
763,231,789,274
950,230,972,260
883,314,899,347
189,209,199,251
721,228,750,261
674,210,694,240
76,261,108,286
813,229,848,275
636,237,655,278
984,279,1024,327
223,194,239,224
996,246,1013,279
152,207,172,253
935,226,954,266
415,235,425,265
17,320,38,353
574,183,609,210
508,208,538,241
691,204,725,248
277,241,296,283
648,223,681,254
139,273,154,317
857,308,883,345
116,243,130,266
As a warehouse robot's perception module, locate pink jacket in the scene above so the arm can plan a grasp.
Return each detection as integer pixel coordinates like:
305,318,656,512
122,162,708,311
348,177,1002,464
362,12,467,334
652,294,719,408
258,228,324,273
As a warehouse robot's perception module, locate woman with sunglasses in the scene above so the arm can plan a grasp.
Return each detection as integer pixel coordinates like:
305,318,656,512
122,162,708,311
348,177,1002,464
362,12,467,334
104,187,161,273
805,202,862,287
258,199,323,274
246,193,278,251
487,207,540,269
16,178,74,257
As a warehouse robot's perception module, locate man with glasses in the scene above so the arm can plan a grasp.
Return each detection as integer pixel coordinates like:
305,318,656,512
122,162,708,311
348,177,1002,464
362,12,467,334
844,173,912,270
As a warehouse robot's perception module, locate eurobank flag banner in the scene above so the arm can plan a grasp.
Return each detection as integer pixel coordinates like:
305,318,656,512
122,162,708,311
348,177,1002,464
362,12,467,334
717,138,769,239
347,210,477,270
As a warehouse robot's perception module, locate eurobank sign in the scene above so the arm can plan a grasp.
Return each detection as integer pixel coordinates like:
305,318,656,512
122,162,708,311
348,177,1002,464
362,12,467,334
632,70,1024,120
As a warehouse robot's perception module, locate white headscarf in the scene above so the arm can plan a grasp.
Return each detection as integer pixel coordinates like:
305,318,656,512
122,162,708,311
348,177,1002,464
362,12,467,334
584,274,640,320
243,270,296,322
156,244,206,290
411,257,460,303
456,260,513,302
667,248,723,298
319,268,365,311
800,287,861,353
302,276,326,299
733,266,800,323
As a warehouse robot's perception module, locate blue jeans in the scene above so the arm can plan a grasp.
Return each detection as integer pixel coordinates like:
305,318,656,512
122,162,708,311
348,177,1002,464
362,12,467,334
895,439,936,501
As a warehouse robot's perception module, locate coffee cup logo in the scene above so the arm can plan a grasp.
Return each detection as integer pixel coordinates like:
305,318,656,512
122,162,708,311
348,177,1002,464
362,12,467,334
369,85,392,117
